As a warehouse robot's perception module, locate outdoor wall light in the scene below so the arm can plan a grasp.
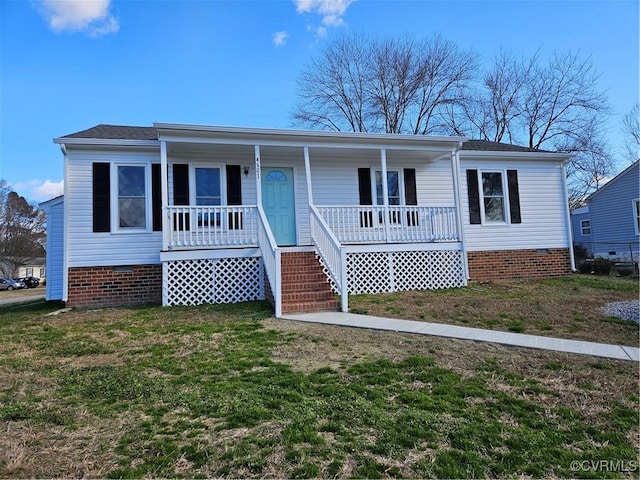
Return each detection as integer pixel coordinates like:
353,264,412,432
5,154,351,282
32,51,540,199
243,166,250,176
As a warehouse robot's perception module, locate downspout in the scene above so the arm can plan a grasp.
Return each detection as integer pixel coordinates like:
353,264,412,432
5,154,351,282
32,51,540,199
561,160,577,272
451,143,470,282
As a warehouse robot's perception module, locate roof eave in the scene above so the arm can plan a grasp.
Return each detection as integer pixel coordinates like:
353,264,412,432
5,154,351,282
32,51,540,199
53,138,161,148
153,122,467,150
460,150,572,161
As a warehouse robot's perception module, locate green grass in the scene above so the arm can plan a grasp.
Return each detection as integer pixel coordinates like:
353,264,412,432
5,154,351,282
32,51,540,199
0,298,638,478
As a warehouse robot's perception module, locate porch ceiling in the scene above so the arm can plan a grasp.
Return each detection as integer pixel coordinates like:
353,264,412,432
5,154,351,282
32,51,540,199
165,141,452,163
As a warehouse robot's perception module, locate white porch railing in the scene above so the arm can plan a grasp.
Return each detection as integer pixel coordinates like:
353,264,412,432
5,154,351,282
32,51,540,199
257,205,282,317
310,206,348,312
315,205,459,244
167,206,258,249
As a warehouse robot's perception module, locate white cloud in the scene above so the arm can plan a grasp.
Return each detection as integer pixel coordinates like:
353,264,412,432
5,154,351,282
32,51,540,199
272,30,290,47
13,179,64,202
37,0,120,37
295,0,355,27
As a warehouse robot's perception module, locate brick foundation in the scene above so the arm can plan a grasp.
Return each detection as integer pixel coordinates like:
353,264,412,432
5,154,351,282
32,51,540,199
67,264,162,308
467,248,571,282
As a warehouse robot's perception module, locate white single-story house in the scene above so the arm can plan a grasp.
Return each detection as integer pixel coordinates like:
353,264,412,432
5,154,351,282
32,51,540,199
570,161,639,262
16,258,46,280
46,123,574,315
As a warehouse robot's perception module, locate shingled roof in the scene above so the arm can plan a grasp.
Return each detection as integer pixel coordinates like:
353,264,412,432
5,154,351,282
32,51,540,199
60,124,546,153
61,124,158,141
461,139,542,153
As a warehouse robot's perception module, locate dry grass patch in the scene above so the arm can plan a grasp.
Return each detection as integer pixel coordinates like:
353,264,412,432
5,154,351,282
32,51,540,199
349,275,639,346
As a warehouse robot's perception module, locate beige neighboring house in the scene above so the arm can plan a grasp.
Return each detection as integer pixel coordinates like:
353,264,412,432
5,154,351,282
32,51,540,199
17,257,46,281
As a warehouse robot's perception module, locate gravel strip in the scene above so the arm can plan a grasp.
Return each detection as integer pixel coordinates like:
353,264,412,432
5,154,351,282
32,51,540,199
601,300,640,323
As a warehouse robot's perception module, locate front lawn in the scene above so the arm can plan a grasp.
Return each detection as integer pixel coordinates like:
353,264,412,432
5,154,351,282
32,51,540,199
350,274,639,346
0,283,638,478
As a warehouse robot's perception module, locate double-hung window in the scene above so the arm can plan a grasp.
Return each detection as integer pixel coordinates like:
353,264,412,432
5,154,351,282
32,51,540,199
375,170,402,224
194,167,222,227
581,220,591,235
481,171,506,223
634,199,640,235
467,169,521,225
116,165,148,230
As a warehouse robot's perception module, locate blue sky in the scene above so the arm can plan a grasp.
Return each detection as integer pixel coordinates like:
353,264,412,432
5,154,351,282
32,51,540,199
1,0,638,202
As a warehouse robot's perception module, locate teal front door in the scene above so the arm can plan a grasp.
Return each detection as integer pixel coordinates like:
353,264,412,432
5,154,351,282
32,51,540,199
262,167,296,246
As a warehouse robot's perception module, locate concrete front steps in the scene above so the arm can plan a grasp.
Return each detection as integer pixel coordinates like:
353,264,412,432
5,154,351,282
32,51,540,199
280,251,340,314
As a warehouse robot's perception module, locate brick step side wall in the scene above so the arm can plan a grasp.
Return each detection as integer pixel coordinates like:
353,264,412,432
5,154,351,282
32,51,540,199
468,248,571,282
280,251,339,314
67,264,162,308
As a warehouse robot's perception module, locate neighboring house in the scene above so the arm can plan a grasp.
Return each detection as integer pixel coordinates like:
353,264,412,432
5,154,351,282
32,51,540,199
46,123,574,315
571,161,639,262
39,195,64,300
16,258,46,280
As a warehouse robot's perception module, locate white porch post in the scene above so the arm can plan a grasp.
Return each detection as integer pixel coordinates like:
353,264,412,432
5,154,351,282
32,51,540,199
303,147,313,206
160,141,169,252
450,145,469,281
380,148,391,242
255,145,262,205
160,140,169,306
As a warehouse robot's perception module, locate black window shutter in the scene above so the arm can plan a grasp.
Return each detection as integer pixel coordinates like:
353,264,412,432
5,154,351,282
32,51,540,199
466,169,481,225
226,165,242,205
403,169,418,205
172,164,189,231
92,162,110,232
357,168,373,227
507,169,521,224
151,164,162,231
172,164,189,205
226,165,243,229
403,168,419,226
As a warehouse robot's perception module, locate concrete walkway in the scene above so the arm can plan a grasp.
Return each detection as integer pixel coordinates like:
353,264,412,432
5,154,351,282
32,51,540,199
283,312,640,362
0,293,45,307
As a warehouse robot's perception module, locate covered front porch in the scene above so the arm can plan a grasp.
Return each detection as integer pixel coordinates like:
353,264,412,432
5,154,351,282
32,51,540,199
155,123,469,315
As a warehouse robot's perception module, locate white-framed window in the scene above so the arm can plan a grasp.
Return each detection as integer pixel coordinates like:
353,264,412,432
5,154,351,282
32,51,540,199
581,220,591,235
634,199,640,235
480,171,507,223
26,268,33,276
372,169,404,224
113,164,151,232
374,170,402,206
191,165,226,227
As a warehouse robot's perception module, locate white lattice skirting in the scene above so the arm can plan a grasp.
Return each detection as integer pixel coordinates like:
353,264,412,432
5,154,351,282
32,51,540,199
323,249,466,295
164,257,265,306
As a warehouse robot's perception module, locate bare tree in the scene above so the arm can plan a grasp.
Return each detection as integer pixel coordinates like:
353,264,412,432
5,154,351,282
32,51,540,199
292,33,477,134
621,103,640,163
0,180,46,278
292,33,370,132
293,36,614,203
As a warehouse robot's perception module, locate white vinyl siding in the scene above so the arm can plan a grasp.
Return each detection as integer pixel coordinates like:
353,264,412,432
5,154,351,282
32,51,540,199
461,158,570,252
65,150,162,267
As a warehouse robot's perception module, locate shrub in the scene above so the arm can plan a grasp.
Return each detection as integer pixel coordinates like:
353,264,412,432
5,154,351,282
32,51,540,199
592,258,611,275
577,260,593,274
